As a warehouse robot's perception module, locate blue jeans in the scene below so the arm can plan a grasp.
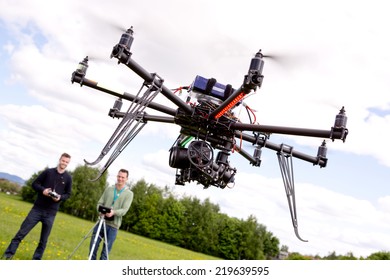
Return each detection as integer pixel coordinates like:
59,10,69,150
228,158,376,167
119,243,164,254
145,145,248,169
4,207,56,260
89,220,118,260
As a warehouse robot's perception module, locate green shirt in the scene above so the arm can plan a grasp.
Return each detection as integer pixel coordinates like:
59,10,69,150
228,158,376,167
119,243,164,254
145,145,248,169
97,185,133,229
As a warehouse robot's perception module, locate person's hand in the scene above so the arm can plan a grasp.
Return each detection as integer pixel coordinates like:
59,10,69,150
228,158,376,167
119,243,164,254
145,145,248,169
43,188,52,196
105,209,115,219
43,188,61,201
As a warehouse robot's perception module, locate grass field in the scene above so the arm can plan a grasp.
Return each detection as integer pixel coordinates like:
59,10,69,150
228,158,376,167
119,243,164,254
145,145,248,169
0,192,220,260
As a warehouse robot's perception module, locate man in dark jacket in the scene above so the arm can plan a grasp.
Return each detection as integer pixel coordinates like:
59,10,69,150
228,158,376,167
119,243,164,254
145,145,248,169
2,153,72,260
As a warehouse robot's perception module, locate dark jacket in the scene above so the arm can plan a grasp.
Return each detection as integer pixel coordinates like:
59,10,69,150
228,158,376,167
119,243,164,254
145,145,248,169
32,167,72,214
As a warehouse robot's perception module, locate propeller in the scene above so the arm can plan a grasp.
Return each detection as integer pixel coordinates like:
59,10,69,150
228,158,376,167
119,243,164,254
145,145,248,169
106,22,129,33
207,36,302,72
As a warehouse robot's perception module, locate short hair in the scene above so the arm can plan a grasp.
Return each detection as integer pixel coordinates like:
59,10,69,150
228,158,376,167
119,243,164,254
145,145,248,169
118,169,129,178
61,153,71,159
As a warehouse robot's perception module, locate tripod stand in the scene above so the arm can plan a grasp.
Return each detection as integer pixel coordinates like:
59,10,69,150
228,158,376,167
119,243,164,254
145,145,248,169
68,215,110,260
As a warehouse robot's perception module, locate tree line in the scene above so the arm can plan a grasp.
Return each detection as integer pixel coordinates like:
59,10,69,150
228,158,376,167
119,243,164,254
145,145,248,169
3,165,390,260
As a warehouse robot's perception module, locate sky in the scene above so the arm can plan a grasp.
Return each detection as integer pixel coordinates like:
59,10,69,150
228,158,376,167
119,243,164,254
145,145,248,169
0,0,390,258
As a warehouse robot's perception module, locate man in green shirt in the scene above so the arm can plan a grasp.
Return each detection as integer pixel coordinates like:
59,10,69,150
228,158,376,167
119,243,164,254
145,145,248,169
89,169,133,260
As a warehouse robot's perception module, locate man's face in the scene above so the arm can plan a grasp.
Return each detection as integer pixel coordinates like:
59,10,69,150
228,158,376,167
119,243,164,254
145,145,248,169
58,156,70,170
117,171,128,185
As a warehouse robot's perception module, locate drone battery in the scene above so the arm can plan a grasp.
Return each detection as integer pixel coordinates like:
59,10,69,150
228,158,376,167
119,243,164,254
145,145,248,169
191,75,234,101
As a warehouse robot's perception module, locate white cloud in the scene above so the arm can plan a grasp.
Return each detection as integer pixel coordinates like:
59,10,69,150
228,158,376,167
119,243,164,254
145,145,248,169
378,196,390,213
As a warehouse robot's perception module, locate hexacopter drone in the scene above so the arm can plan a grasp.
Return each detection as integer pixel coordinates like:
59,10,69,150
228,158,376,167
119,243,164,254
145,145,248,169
71,27,348,241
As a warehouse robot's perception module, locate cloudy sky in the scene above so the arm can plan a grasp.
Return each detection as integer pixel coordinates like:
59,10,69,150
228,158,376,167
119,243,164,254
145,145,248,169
1,0,390,258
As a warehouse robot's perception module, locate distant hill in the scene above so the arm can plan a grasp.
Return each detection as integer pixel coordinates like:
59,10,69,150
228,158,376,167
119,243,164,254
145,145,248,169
0,172,26,186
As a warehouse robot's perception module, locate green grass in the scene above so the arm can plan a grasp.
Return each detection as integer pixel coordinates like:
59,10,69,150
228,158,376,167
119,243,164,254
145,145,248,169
0,192,220,260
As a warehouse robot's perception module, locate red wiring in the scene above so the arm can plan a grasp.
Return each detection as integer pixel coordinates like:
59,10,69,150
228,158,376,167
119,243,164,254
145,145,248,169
172,85,190,95
173,87,183,94
246,105,257,124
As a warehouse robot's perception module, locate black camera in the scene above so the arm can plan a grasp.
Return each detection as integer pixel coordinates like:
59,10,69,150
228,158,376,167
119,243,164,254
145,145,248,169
48,191,59,199
98,205,114,220
98,205,111,214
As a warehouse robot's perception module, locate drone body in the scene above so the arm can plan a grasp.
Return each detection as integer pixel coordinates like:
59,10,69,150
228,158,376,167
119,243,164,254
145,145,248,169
71,27,348,241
